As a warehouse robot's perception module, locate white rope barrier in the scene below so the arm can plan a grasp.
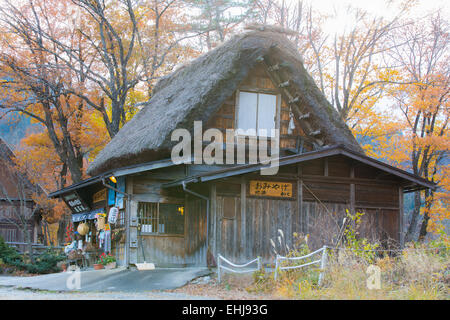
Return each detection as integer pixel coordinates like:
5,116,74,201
274,246,328,285
217,254,262,283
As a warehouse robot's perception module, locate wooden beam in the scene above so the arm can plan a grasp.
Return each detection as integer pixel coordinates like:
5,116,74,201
300,175,400,186
350,166,355,214
262,59,324,146
297,164,305,234
279,80,290,88
288,96,300,104
268,64,280,71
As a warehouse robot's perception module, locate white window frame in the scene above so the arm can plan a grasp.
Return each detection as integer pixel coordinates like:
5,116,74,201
235,90,281,138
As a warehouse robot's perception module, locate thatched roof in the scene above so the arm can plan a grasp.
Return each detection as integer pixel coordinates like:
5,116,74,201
0,137,45,199
87,29,362,176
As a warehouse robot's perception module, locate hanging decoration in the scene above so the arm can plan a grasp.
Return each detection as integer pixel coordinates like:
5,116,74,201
77,222,89,236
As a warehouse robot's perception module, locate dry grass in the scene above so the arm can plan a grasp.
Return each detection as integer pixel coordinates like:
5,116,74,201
172,245,449,300
256,246,449,300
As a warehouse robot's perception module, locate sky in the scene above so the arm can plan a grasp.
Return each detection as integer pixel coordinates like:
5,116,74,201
288,0,449,34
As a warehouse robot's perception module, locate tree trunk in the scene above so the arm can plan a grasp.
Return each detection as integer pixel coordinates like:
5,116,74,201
418,189,433,241
23,223,34,263
57,217,67,246
404,191,421,243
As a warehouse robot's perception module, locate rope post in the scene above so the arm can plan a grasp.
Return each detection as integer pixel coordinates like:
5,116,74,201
274,254,279,281
217,255,222,283
318,246,327,286
257,256,262,271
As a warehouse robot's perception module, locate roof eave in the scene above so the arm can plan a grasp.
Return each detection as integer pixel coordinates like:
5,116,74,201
48,158,178,198
162,145,436,191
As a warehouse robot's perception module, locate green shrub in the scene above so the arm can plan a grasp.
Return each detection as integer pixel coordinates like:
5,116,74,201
0,235,23,268
0,236,65,274
25,249,66,274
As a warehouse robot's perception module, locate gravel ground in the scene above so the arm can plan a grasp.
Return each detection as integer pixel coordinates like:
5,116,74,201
0,273,274,300
169,275,275,300
0,285,216,300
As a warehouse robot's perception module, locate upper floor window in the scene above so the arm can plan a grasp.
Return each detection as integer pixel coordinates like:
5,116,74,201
236,91,277,137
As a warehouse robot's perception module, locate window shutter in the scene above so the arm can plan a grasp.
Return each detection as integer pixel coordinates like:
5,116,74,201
257,93,277,136
237,91,257,133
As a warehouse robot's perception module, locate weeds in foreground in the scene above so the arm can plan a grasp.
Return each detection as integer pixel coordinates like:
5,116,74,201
244,213,449,300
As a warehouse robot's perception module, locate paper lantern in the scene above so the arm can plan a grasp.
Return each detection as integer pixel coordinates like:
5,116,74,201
77,222,89,236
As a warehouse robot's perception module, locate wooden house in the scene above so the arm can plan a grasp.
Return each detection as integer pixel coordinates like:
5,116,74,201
49,28,434,267
0,138,43,245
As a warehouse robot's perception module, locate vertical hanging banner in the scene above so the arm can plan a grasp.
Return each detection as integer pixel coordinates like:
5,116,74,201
115,176,125,209
107,180,116,206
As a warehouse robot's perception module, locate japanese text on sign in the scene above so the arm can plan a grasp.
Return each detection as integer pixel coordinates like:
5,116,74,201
249,180,293,198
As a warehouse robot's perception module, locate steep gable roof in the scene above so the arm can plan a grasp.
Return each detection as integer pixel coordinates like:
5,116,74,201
0,137,44,200
88,29,362,176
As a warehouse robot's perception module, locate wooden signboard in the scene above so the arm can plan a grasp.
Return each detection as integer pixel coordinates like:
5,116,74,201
249,180,294,199
62,192,90,214
93,188,107,203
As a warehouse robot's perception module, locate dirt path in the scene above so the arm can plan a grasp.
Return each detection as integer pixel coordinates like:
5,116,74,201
0,285,215,300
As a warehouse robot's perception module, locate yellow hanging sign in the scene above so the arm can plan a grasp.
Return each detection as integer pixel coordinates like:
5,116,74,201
93,189,107,203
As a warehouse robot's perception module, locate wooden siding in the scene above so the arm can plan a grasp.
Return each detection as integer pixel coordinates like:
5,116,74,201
214,194,298,263
138,234,185,266
209,158,403,264
185,197,207,266
136,195,208,267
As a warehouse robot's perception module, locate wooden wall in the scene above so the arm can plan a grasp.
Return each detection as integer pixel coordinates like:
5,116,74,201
130,170,209,267
208,156,404,265
215,195,298,263
129,155,404,267
184,197,207,266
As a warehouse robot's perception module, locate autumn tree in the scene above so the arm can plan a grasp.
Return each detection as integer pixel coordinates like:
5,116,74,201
0,0,98,183
186,0,257,50
0,0,113,243
136,0,202,96
384,13,449,241
249,1,448,241
251,1,413,134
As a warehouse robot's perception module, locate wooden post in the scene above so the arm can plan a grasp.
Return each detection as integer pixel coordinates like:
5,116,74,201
241,178,246,258
399,186,404,247
350,165,355,215
210,184,217,259
274,254,280,281
297,164,304,234
217,255,222,283
125,176,133,267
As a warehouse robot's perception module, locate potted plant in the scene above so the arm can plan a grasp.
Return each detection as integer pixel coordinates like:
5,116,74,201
99,253,116,269
94,256,105,270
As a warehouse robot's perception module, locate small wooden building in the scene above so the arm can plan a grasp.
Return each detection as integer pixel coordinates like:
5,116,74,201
0,138,43,245
49,29,434,267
